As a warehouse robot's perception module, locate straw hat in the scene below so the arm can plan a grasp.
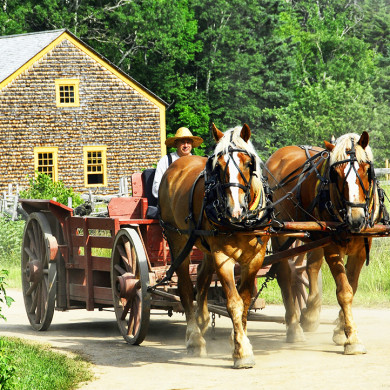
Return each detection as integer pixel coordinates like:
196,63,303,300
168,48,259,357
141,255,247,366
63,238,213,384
165,127,204,148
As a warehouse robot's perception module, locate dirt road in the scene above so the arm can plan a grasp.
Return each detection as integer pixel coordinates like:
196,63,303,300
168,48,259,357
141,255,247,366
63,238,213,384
1,289,390,390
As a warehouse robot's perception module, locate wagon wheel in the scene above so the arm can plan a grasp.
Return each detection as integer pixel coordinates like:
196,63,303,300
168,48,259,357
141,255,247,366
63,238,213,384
21,212,58,331
111,227,151,345
289,245,322,316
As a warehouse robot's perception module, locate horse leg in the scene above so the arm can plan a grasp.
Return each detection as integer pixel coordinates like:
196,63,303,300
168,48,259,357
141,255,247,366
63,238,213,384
214,251,255,369
195,254,214,336
276,258,306,343
167,232,206,357
300,248,324,332
324,246,367,355
175,257,207,357
334,247,367,354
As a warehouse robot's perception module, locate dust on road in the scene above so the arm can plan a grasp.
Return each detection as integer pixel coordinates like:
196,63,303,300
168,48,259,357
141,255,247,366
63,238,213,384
1,289,390,390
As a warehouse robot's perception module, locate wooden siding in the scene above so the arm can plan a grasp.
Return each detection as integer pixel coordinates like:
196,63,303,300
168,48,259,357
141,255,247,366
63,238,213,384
0,38,163,194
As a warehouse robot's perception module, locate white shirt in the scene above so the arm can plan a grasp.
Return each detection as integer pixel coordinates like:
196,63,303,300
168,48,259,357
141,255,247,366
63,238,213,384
152,152,182,198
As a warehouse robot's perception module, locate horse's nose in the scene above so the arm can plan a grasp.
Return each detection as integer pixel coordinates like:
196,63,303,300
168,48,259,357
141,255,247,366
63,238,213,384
231,207,243,220
347,213,365,233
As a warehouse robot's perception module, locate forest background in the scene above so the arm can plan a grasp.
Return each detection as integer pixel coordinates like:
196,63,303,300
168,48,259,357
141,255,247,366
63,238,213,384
1,0,389,162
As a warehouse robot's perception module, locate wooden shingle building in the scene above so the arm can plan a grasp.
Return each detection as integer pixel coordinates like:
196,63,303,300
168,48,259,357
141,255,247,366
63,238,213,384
0,29,167,194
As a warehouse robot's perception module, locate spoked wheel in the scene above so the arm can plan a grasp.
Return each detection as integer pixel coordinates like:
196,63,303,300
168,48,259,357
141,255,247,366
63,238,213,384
21,212,58,331
289,244,322,316
111,228,151,345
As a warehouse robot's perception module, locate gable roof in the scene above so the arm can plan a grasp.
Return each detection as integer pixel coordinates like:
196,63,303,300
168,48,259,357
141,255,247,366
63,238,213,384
0,29,167,108
0,29,65,83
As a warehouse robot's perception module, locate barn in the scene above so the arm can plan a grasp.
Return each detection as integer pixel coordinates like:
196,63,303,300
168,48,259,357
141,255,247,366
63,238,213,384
0,29,167,194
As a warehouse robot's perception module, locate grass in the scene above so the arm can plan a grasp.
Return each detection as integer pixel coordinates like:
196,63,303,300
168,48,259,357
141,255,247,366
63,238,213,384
1,337,93,389
0,216,24,288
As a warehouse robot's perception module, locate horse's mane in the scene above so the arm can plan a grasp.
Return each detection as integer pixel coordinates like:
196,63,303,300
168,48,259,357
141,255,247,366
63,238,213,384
330,133,373,165
212,126,263,193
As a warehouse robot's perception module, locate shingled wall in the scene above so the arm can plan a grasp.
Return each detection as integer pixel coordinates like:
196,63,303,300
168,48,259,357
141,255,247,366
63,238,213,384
0,38,162,194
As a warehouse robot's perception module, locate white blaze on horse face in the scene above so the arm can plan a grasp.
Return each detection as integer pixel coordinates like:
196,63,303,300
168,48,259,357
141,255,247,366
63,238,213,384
224,152,243,219
344,161,365,226
344,161,360,203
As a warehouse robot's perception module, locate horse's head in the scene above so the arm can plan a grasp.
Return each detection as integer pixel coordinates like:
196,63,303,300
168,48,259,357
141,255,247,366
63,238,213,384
210,123,266,224
324,131,377,232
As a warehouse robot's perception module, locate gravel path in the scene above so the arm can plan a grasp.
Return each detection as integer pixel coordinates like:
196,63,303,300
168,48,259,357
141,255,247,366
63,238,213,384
1,289,390,390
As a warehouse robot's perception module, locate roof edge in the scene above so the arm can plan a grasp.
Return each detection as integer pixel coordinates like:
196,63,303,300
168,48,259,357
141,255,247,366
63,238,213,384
0,29,168,108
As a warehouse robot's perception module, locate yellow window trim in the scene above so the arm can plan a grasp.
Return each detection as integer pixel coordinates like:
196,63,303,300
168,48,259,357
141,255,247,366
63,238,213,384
34,147,58,182
83,146,107,187
55,79,80,107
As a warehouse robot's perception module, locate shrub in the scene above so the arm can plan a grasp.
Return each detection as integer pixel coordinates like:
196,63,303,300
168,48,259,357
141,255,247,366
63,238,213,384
0,338,16,390
19,173,84,207
0,269,14,321
0,270,16,389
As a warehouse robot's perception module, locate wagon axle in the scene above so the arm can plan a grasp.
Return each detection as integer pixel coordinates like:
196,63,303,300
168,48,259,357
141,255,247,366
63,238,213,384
115,273,140,301
25,260,43,284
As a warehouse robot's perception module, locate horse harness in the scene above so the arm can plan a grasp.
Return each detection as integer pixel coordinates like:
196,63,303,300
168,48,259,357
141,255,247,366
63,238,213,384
156,145,272,286
269,140,388,265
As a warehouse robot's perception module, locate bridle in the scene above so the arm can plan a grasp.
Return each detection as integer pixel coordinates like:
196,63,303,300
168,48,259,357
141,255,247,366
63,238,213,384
204,142,270,229
328,138,377,228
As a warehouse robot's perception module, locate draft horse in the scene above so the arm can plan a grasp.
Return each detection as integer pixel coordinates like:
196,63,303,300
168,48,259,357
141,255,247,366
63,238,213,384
158,124,270,368
266,132,385,354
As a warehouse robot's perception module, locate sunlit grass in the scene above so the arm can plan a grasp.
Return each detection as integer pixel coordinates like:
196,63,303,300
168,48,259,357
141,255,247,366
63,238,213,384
1,337,93,390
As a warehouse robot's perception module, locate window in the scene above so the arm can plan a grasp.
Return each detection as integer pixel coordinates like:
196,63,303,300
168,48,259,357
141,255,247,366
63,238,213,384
34,147,58,181
83,146,107,187
55,79,79,107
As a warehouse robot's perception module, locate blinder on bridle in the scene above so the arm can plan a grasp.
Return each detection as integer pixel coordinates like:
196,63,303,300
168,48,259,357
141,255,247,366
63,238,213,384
328,138,376,227
204,144,270,229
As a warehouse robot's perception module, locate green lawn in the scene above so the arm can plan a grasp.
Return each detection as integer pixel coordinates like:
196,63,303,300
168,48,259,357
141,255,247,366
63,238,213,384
0,337,93,390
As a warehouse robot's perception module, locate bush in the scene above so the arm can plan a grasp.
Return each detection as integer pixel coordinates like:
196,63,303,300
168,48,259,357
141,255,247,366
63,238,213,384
0,269,14,321
19,173,84,207
0,338,16,390
0,270,16,389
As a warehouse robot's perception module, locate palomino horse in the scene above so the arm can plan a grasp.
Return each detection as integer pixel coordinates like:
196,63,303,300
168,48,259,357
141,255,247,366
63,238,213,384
266,132,385,354
158,124,270,368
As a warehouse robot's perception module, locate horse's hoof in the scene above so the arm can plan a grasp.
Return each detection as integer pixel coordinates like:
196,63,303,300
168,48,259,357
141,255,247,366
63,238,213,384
233,356,255,369
300,310,320,333
333,332,347,346
344,343,367,355
187,345,207,357
186,334,207,357
286,324,306,343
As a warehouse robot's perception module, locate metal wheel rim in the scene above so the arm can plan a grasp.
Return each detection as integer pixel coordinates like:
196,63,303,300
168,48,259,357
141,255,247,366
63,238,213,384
111,227,151,345
21,212,57,331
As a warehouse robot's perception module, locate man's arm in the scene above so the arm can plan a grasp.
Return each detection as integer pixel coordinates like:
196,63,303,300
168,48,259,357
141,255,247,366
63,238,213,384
152,155,168,198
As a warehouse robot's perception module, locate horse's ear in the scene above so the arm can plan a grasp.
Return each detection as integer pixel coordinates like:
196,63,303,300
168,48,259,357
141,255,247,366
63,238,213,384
324,140,335,151
241,124,251,142
212,123,224,141
358,131,369,149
